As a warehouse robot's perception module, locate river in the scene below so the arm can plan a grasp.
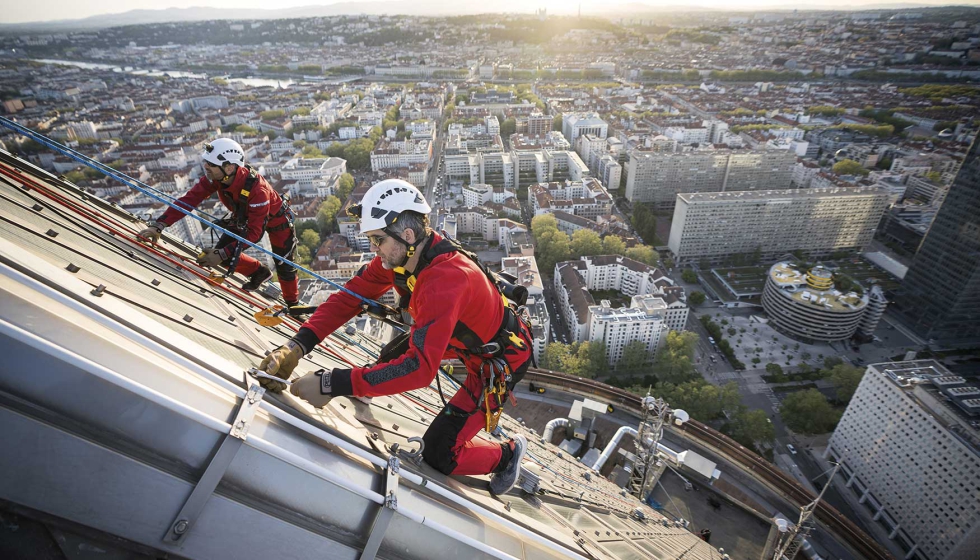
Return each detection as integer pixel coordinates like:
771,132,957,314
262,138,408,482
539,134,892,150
31,59,297,89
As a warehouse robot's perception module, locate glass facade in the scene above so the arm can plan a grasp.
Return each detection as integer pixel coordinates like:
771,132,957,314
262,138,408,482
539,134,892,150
895,138,980,344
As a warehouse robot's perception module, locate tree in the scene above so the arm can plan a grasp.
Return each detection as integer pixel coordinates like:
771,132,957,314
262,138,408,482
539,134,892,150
765,363,783,376
625,245,659,266
682,269,698,283
653,331,699,384
618,340,650,372
730,407,775,445
781,389,840,434
829,363,864,403
299,229,321,253
536,229,571,274
577,341,607,379
343,138,375,170
302,145,323,157
688,291,706,306
602,235,626,255
832,159,870,177
541,342,571,371
500,118,517,138
316,195,342,234
823,356,844,370
531,213,559,240
570,229,602,256
337,173,355,202
552,113,563,132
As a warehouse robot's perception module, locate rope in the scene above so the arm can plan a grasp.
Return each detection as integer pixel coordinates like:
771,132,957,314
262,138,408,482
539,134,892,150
0,116,404,327
0,159,364,368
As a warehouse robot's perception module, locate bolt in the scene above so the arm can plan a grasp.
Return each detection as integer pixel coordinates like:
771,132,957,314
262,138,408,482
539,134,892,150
174,520,188,534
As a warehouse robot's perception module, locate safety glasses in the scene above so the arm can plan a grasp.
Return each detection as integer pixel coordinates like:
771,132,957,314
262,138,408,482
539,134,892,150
366,233,387,247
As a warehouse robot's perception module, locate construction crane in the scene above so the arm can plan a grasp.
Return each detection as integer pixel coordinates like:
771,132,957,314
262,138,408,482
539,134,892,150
773,462,842,560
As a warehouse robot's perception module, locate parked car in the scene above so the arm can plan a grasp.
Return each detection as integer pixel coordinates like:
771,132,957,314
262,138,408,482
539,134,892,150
786,444,797,455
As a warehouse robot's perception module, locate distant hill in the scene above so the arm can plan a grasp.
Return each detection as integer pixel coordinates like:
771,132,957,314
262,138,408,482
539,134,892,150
2,2,979,32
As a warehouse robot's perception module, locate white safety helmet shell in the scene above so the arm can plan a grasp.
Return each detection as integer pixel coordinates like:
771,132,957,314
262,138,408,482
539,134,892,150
358,179,432,234
203,138,246,167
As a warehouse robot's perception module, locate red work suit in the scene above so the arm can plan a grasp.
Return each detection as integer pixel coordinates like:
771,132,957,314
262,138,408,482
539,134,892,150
297,232,533,476
157,165,299,302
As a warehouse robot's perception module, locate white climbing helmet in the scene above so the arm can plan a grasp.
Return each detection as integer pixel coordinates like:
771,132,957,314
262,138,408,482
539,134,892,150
355,179,431,234
202,138,246,167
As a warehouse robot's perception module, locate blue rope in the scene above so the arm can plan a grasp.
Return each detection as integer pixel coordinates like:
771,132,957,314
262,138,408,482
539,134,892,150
0,116,403,326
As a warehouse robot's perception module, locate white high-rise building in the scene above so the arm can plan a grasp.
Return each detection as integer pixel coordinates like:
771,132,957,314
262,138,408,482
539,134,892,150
667,187,889,264
626,148,797,209
589,296,670,367
598,155,622,192
826,361,980,560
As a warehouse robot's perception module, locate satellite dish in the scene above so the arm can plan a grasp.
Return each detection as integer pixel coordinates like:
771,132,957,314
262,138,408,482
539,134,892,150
775,518,790,532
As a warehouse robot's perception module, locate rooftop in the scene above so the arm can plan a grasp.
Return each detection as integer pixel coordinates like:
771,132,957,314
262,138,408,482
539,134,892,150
679,186,887,204
872,361,980,456
0,147,722,560
769,261,867,313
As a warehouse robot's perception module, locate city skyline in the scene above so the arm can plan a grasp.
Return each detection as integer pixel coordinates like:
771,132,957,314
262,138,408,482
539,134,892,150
5,0,980,25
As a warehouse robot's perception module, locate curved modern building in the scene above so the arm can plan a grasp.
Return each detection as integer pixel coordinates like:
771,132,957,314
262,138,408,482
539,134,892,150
762,262,869,343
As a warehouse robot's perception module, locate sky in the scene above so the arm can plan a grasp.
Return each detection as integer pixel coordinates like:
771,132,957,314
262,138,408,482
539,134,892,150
3,0,980,25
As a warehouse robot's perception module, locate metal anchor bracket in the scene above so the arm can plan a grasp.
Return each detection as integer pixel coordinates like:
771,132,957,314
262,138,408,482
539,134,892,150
162,371,267,545
360,454,404,560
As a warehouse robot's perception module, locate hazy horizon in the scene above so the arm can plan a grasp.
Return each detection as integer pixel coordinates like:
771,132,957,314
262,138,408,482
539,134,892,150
4,0,980,25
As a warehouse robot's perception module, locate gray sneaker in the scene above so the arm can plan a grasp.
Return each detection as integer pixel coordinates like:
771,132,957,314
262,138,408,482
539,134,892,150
490,434,527,496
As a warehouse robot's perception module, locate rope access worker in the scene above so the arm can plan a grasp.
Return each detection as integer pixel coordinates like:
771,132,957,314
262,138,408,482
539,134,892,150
257,179,533,496
138,138,314,316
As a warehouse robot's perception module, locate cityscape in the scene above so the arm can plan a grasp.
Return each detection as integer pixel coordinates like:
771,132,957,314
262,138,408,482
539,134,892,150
0,4,979,560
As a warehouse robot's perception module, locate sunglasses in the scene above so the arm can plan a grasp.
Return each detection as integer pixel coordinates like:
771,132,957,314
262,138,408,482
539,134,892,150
366,233,388,247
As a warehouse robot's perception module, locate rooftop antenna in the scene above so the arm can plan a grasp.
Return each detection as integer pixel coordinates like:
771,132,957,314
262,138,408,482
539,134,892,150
629,393,687,501
772,462,841,560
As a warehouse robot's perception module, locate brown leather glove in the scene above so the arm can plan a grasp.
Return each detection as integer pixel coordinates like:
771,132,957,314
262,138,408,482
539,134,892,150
257,340,304,392
137,221,164,244
196,247,229,268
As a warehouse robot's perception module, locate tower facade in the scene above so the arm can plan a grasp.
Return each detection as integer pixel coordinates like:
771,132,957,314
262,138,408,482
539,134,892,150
895,138,980,344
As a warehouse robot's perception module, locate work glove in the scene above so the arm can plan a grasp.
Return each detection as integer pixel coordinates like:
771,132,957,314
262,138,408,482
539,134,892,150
137,221,164,244
196,246,230,268
257,340,304,392
290,368,336,408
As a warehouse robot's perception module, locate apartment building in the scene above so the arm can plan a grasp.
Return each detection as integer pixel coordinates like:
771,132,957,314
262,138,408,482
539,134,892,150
553,256,688,344
589,296,670,367
562,112,608,143
518,112,553,136
667,187,889,264
826,361,980,560
626,148,797,210
444,149,588,190
598,155,622,192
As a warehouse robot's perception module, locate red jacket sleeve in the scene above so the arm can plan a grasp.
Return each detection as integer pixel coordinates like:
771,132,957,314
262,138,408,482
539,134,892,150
299,257,395,343
158,177,216,226
347,266,463,398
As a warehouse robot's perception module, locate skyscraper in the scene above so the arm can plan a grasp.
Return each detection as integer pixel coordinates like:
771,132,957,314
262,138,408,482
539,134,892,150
895,138,980,344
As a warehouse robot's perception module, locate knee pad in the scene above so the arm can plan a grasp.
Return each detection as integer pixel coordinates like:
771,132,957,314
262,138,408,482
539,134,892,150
422,411,467,475
276,264,296,281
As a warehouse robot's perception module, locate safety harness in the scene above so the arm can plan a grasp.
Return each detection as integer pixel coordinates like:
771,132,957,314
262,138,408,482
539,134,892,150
391,234,533,431
208,165,294,276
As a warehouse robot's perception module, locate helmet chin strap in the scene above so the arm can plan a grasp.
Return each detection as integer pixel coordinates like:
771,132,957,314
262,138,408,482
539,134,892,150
384,227,416,269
